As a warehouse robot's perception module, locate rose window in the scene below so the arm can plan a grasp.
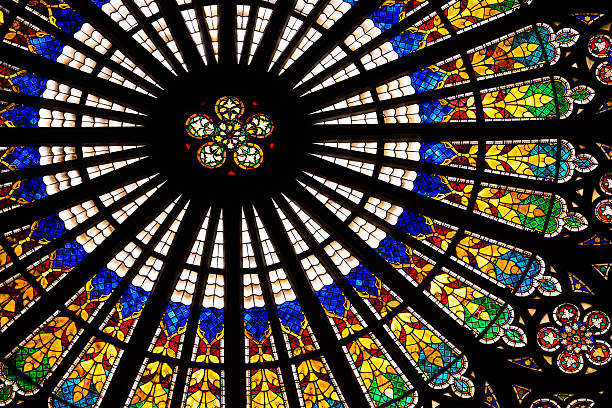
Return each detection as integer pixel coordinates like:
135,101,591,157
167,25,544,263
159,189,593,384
0,1,610,408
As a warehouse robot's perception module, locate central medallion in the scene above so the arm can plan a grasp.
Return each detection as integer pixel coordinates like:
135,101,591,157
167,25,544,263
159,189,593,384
147,66,311,199
185,96,274,170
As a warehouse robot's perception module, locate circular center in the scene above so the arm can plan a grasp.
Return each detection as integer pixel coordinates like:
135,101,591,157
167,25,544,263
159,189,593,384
147,66,311,202
560,323,593,353
185,96,273,170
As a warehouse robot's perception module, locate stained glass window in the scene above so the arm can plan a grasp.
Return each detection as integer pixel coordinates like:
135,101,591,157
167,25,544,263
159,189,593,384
0,1,610,407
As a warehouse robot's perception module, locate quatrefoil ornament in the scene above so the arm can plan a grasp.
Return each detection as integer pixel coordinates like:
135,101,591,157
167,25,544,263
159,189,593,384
185,96,274,170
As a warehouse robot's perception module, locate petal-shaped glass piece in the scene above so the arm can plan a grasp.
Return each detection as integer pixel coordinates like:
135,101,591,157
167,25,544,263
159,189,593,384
198,142,226,168
186,114,216,139
244,114,274,138
234,143,263,169
215,96,245,121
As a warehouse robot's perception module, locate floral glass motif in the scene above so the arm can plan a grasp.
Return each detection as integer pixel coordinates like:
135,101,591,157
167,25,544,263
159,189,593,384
185,96,274,170
537,304,611,374
586,34,612,85
530,397,597,408
595,200,612,223
588,34,611,58
600,173,612,195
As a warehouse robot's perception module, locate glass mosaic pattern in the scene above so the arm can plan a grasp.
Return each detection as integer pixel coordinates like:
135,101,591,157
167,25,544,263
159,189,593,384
0,1,610,407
